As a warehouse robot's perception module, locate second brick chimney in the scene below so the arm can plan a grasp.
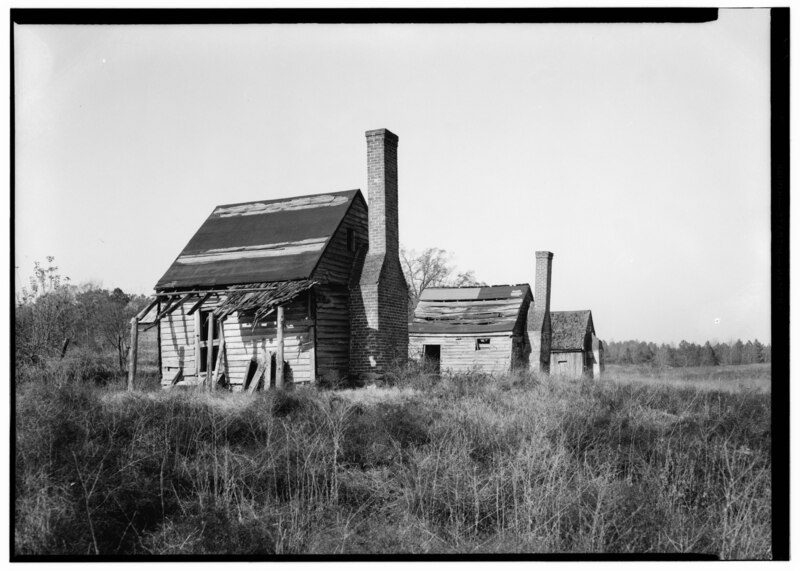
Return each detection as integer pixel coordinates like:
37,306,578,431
527,251,553,374
350,128,409,379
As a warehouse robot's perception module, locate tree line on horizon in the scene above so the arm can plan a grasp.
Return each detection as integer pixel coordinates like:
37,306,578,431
603,339,771,368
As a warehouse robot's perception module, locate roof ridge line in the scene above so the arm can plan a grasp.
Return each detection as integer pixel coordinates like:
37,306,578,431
214,188,360,209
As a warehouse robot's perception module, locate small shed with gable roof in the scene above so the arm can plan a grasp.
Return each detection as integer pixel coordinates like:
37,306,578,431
549,310,603,378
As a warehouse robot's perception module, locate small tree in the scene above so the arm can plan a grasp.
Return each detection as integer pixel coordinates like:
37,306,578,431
15,257,75,364
654,344,677,368
677,340,701,367
714,342,730,365
761,343,772,363
633,342,654,365
752,339,766,363
742,340,759,364
699,341,719,366
621,347,634,365
729,339,744,366
75,286,152,371
401,246,485,317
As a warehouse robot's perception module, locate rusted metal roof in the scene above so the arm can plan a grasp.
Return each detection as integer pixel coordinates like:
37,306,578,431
155,190,362,289
410,284,531,334
550,310,594,351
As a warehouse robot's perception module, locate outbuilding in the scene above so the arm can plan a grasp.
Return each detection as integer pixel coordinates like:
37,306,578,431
549,310,604,378
409,284,533,374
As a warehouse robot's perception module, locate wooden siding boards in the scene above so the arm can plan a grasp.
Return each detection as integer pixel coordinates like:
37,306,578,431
548,310,596,378
160,293,314,389
409,333,514,374
314,284,350,381
409,285,532,374
310,194,368,382
550,351,586,377
311,195,368,285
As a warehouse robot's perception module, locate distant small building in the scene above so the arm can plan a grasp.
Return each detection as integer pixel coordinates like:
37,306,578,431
549,310,604,378
408,284,533,374
407,252,603,379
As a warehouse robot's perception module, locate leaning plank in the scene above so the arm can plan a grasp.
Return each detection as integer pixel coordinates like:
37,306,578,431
194,311,202,379
212,320,226,387
142,294,194,332
276,305,285,389
247,350,269,394
240,357,257,391
160,293,195,319
308,326,316,384
170,369,184,386
205,312,215,392
134,297,160,321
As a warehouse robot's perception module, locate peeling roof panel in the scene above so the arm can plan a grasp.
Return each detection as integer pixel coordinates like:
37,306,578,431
419,285,528,302
156,190,361,289
411,284,531,334
550,310,594,351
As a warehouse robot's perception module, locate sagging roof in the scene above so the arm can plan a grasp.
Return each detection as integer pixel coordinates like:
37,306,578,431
410,284,532,334
550,310,594,351
213,280,318,321
143,280,317,327
155,190,362,289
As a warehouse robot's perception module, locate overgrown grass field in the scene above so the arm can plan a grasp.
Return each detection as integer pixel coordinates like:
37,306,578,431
15,347,772,558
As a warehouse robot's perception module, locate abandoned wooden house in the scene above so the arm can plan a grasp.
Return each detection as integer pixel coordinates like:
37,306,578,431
408,284,533,374
549,310,604,378
408,250,602,378
408,251,557,374
130,128,408,391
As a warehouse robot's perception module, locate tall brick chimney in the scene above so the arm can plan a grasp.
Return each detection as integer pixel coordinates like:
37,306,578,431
365,129,399,257
527,251,553,374
350,128,408,379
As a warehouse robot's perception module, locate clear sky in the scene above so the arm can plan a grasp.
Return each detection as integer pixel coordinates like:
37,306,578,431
14,10,772,345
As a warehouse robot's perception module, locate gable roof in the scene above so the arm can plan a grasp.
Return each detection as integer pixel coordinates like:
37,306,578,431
550,310,594,351
410,284,532,334
156,190,363,290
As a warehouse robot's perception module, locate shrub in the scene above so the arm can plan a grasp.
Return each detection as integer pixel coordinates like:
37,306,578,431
14,364,773,558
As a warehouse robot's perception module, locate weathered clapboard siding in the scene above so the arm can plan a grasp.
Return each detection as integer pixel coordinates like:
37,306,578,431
511,296,532,368
409,333,514,374
160,293,314,389
160,296,222,384
550,351,587,378
312,196,368,285
409,285,532,375
315,284,350,381
307,193,366,381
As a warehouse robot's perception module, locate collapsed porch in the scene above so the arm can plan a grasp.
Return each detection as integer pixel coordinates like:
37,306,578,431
128,279,318,392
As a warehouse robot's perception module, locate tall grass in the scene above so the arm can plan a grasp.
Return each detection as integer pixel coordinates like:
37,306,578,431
14,357,771,558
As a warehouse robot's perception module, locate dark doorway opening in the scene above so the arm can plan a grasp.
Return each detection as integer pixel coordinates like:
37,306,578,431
423,344,441,374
